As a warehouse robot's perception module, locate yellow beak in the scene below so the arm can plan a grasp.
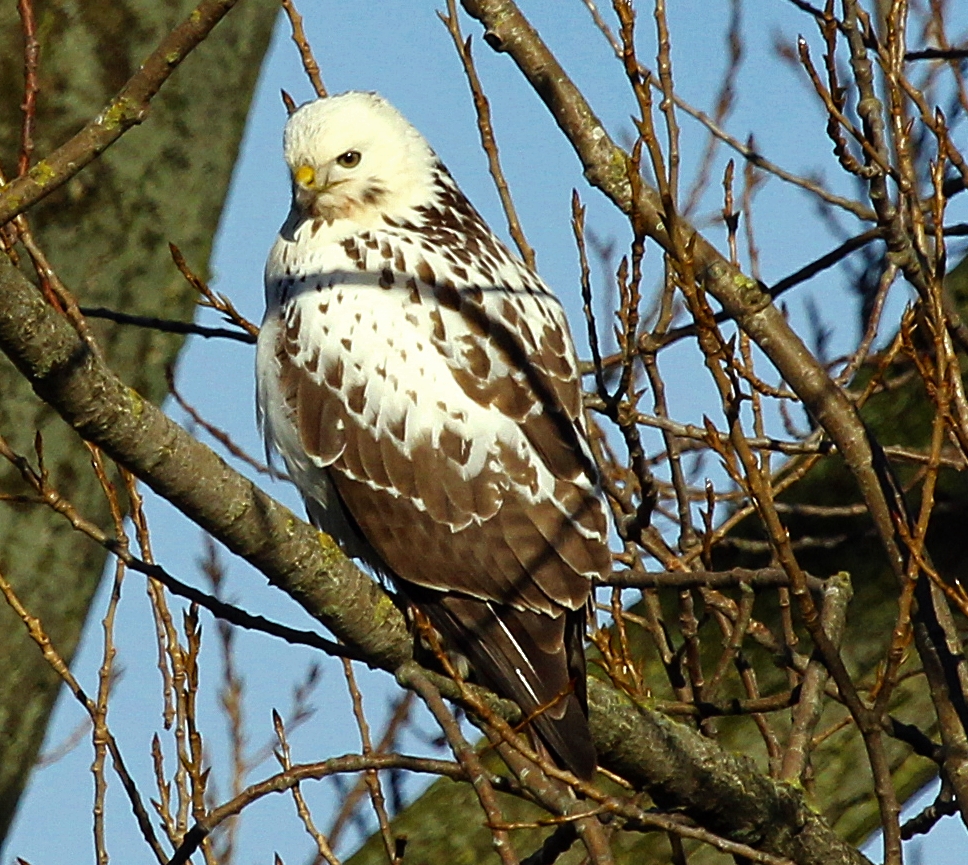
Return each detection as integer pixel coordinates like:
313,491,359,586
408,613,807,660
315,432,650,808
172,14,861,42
294,164,316,189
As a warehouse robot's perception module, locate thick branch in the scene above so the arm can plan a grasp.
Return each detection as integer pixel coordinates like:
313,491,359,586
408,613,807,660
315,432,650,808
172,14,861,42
590,679,872,865
0,254,411,671
1,252,872,865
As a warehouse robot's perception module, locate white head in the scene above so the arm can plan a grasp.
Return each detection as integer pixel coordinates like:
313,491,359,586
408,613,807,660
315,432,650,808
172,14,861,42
282,92,439,225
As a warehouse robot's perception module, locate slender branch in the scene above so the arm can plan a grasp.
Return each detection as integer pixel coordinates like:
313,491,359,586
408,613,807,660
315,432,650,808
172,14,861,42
79,307,256,343
168,243,260,337
341,658,398,863
401,664,521,865
601,566,827,592
280,0,328,98
17,0,40,177
273,711,342,865
906,47,968,61
166,753,463,865
440,0,536,267
780,572,853,782
328,692,414,850
166,367,278,477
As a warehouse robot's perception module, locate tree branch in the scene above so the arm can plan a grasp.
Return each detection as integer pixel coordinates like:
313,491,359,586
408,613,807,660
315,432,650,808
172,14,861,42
0,0,242,227
590,679,873,865
79,307,256,344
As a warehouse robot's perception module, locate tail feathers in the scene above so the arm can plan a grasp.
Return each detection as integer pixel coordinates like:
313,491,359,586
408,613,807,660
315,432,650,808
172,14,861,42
406,585,596,781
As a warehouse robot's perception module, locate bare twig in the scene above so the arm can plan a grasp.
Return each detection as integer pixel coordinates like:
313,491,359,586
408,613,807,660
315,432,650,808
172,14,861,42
341,659,398,863
166,752,464,865
17,0,40,176
440,0,535,268
80,306,256,344
169,243,260,337
280,0,328,98
328,691,414,851
273,711,341,865
166,367,278,477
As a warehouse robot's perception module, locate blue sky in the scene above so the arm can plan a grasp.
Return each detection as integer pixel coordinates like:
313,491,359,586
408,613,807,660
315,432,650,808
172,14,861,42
6,2,968,863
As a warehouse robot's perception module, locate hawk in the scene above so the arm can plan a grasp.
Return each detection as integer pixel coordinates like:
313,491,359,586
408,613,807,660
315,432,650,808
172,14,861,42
256,91,611,780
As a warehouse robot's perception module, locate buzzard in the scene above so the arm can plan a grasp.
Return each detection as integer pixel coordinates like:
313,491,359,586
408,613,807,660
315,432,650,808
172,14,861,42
256,92,611,779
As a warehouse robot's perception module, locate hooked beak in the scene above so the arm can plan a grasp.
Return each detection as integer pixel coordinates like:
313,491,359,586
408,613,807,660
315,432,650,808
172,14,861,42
294,164,316,189
291,163,353,221
292,163,333,214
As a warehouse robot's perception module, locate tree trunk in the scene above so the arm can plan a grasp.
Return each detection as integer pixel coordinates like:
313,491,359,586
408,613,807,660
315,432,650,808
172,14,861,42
0,0,278,843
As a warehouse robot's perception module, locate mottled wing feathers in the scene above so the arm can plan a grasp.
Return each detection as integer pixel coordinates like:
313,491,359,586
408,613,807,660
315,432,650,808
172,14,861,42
272,279,609,613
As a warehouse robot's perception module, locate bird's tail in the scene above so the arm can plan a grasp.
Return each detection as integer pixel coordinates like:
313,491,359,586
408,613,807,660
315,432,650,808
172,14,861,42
407,586,596,781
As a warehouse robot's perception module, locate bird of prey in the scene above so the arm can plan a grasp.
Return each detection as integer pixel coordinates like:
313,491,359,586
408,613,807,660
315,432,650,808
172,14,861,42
256,91,611,779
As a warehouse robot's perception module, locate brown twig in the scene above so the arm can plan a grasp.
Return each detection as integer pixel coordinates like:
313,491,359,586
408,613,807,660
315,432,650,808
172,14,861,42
328,691,414,851
280,0,328,98
273,711,342,865
89,445,128,865
397,663,521,865
440,0,535,268
17,0,40,177
166,366,278,478
80,306,256,344
167,752,464,865
169,243,260,337
202,542,246,863
341,658,398,863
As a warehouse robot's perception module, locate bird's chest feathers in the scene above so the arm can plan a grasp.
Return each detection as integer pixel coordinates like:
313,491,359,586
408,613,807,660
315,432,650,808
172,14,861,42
273,232,500,452
272,223,501,384
285,280,446,386
268,220,569,472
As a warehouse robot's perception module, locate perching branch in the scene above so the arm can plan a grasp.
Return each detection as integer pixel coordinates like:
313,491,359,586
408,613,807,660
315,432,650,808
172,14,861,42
0,251,412,672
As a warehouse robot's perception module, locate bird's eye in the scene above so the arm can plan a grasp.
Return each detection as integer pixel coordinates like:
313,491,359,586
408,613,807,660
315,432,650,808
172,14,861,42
336,150,361,168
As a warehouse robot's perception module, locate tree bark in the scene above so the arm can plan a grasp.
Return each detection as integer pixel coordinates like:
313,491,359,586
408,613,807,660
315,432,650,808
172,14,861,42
0,0,278,843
